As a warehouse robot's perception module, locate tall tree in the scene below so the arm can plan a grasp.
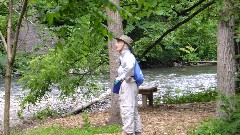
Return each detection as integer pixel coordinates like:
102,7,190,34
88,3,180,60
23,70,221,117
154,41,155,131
1,0,28,134
106,0,123,124
216,0,235,118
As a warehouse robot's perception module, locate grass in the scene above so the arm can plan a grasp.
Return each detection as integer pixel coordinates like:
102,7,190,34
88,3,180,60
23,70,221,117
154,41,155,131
161,89,217,104
11,124,121,135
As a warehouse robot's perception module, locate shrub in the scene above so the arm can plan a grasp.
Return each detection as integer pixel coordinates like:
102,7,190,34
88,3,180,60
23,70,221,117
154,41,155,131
162,89,217,104
32,106,59,120
189,95,240,134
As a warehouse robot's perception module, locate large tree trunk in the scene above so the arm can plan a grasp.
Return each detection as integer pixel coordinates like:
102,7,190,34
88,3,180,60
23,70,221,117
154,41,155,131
106,0,123,124
216,0,235,119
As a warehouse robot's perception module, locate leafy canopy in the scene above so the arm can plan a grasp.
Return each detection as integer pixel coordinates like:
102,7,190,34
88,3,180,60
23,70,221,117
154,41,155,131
122,0,218,62
18,0,123,107
19,15,109,107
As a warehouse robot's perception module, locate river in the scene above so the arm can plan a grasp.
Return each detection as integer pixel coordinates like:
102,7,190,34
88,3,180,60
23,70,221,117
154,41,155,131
0,65,217,130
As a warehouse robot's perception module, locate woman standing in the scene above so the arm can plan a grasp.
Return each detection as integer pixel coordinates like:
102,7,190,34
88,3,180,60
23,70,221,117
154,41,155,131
114,35,142,135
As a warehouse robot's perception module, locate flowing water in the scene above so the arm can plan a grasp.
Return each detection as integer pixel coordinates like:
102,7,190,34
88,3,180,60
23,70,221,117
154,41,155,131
143,65,217,97
0,65,217,129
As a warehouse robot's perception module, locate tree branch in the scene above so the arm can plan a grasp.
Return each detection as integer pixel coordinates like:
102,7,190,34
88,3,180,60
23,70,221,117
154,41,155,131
0,31,7,51
2,2,33,24
174,0,206,17
11,0,29,62
139,0,215,60
7,0,13,60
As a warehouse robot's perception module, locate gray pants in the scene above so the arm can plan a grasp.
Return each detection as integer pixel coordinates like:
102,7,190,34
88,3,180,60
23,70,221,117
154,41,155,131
119,81,142,133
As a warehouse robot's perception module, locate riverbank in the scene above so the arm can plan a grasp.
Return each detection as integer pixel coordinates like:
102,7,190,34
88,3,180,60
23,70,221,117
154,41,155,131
0,65,217,133
11,101,216,135
0,88,112,133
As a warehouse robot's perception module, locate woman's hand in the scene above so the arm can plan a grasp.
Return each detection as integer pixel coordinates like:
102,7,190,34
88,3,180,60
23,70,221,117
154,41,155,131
114,79,121,85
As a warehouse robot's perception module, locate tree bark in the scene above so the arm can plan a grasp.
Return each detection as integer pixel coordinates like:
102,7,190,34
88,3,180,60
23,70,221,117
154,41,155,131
106,0,123,124
4,0,28,134
216,0,235,119
4,62,12,135
4,0,13,134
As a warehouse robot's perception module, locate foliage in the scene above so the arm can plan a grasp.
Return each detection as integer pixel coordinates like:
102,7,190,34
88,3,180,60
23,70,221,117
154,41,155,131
0,1,37,75
122,0,218,62
189,95,240,134
82,111,90,127
189,118,240,135
0,1,24,35
30,0,127,37
233,0,240,94
11,124,121,135
0,2,8,74
32,106,59,120
31,0,219,63
0,0,122,75
1,0,222,111
161,88,217,104
179,46,200,61
13,52,35,75
0,1,8,34
0,51,6,75
15,0,126,109
19,15,109,108
0,0,220,75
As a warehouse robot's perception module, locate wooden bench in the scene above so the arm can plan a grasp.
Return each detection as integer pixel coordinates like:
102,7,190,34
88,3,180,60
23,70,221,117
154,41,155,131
138,86,158,107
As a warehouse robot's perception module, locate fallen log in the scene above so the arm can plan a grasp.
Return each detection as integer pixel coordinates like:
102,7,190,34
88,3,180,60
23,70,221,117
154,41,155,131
188,61,217,63
70,92,110,115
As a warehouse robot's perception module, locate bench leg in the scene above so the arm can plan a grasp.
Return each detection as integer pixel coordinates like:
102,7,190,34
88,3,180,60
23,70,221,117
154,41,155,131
142,95,147,107
148,92,153,106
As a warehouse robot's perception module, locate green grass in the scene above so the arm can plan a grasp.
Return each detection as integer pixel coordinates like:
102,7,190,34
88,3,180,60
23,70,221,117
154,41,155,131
161,89,217,104
11,124,121,135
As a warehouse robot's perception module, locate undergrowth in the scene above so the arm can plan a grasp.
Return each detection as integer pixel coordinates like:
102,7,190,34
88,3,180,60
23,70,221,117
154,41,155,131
189,95,240,134
11,124,121,135
154,88,217,105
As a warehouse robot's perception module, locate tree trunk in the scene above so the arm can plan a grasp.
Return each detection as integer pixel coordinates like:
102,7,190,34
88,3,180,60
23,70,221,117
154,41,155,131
4,62,12,135
4,0,28,134
216,0,235,119
106,0,123,124
4,0,13,134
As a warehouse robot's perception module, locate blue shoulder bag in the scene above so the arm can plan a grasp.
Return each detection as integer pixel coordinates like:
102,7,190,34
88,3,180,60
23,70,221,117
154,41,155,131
134,59,144,86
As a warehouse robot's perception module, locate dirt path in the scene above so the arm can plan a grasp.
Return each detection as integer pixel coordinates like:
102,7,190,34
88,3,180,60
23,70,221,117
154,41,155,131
13,102,216,135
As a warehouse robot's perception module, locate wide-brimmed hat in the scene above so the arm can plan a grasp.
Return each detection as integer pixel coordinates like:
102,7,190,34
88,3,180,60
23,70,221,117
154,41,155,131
115,35,133,46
